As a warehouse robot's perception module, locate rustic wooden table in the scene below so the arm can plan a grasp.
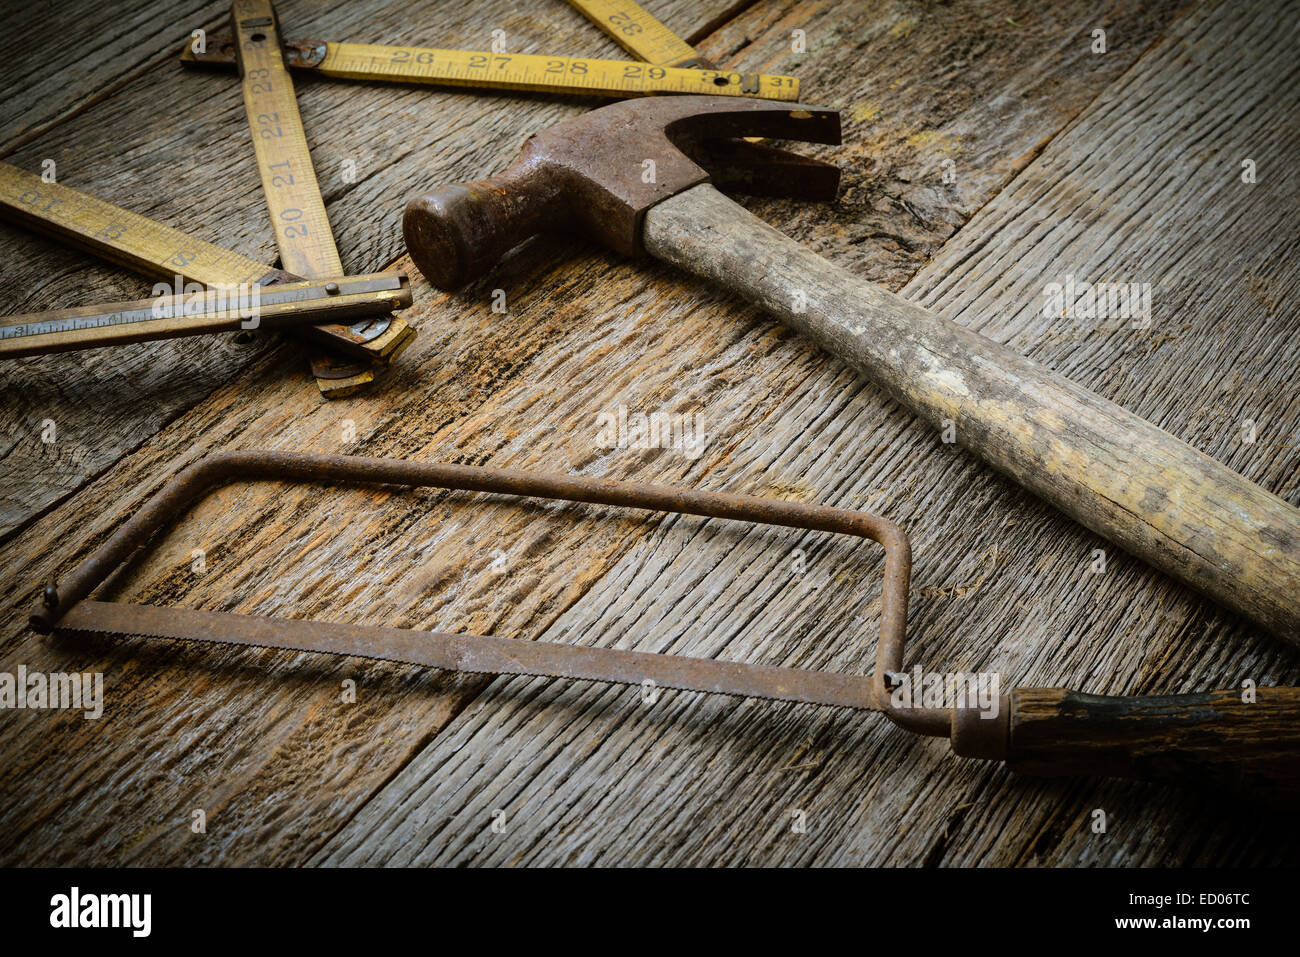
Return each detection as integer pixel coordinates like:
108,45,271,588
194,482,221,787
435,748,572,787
1,0,1296,866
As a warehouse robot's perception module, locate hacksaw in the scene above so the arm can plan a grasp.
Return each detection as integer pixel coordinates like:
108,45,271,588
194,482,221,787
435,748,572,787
31,450,1300,807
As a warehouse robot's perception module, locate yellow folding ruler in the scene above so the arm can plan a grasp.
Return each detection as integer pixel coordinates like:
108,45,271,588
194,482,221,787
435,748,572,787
182,0,798,101
0,163,408,377
228,0,416,397
563,0,714,68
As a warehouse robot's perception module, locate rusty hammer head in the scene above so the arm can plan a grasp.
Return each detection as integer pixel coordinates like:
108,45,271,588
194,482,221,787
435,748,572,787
403,95,841,290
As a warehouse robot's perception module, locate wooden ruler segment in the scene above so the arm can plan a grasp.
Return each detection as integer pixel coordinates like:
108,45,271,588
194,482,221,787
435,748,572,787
0,162,275,287
183,37,797,100
232,1,341,280
230,0,414,396
0,273,409,359
0,161,406,368
563,0,711,68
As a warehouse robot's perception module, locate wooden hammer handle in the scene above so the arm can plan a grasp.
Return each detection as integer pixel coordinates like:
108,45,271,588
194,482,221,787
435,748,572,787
1006,687,1300,807
642,183,1300,641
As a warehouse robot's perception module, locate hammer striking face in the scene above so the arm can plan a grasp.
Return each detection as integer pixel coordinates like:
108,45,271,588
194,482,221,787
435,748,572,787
402,95,841,289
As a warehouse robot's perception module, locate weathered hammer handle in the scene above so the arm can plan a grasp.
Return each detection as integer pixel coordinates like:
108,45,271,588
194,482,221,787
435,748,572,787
643,184,1300,641
1005,687,1300,807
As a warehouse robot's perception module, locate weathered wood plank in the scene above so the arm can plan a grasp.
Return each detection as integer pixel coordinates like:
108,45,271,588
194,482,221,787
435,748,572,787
0,0,1200,866
0,0,735,541
315,0,1300,866
0,0,228,150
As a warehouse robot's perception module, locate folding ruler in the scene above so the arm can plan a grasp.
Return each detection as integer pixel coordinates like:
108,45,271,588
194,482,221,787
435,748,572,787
225,0,422,396
0,162,410,395
0,1,421,397
182,0,799,100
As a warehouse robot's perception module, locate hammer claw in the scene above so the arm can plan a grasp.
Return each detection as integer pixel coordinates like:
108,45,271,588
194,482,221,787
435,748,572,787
661,101,841,148
683,138,841,202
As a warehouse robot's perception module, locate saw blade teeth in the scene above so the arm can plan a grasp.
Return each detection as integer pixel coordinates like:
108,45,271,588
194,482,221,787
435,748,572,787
50,620,852,709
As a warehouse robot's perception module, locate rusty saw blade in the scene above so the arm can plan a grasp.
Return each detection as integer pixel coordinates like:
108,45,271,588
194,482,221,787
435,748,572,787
55,599,875,710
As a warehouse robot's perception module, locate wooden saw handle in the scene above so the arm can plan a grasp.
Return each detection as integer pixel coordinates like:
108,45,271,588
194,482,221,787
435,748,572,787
1005,687,1300,807
642,183,1300,643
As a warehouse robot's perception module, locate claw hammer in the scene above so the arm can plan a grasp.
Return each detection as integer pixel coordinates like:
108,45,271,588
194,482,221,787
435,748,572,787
402,96,1300,644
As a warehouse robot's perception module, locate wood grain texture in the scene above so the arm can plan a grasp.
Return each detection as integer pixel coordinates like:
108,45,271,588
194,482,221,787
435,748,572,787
0,0,228,151
2,0,1271,868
